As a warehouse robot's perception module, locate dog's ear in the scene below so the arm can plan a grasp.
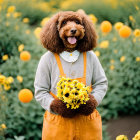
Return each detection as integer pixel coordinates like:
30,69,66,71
40,12,64,53
78,12,97,52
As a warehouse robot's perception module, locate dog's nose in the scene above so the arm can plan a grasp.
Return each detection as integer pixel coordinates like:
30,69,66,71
71,29,77,34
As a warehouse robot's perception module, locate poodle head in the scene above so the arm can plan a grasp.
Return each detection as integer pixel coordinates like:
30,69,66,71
40,11,97,53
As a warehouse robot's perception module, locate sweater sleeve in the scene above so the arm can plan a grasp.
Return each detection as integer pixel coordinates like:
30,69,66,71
90,51,108,105
34,53,54,112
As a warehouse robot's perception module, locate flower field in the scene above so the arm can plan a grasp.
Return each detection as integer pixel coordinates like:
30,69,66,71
0,0,140,140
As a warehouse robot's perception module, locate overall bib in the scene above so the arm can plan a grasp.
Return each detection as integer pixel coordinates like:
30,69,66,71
42,52,102,140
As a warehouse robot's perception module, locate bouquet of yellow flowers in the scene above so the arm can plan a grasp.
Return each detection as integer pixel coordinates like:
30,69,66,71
56,76,91,109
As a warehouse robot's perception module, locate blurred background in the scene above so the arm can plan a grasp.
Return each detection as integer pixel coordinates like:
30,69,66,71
0,0,140,140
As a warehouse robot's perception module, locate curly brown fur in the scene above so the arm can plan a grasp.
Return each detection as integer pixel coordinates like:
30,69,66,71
50,98,77,118
40,11,97,53
77,94,98,116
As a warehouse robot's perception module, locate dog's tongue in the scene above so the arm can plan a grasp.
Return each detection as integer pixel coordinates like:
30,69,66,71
67,37,77,44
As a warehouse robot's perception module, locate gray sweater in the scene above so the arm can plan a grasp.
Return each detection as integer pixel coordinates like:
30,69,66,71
34,51,108,113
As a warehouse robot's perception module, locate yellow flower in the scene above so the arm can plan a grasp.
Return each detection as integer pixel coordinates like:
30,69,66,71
63,87,70,95
0,75,6,84
18,44,24,52
110,65,115,70
2,54,8,61
120,56,125,62
0,0,4,4
135,6,139,10
41,17,50,26
114,22,124,31
88,14,98,24
99,40,109,48
25,29,30,34
110,59,115,64
116,135,128,140
4,84,11,90
133,131,140,139
136,57,140,62
129,15,135,22
23,18,29,23
133,29,140,37
7,6,15,13
1,124,6,129
34,27,42,39
6,76,14,84
13,12,21,18
17,76,23,83
94,51,100,57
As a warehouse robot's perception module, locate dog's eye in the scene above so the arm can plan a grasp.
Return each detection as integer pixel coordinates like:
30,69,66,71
62,21,66,25
75,20,80,24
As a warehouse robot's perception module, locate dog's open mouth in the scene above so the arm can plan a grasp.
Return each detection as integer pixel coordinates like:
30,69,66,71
67,37,77,45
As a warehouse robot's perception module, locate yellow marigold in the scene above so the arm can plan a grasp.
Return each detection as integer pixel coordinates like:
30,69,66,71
136,57,140,62
110,65,115,70
7,6,15,13
34,27,42,39
99,40,109,48
6,76,14,84
18,89,33,103
119,26,131,38
101,21,112,33
133,29,140,37
0,75,6,84
4,84,11,90
114,22,124,31
23,18,29,23
13,12,21,18
1,124,6,129
41,17,50,26
18,44,24,52
88,14,98,24
20,51,31,61
120,56,126,62
94,51,100,57
116,135,128,140
17,76,23,83
2,54,8,61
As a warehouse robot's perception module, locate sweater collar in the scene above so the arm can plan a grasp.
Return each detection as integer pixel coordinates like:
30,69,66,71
60,50,80,62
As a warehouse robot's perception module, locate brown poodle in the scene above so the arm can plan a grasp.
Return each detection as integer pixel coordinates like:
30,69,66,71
40,11,98,118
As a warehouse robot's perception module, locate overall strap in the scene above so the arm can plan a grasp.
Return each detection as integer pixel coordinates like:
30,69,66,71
83,52,87,85
54,53,66,77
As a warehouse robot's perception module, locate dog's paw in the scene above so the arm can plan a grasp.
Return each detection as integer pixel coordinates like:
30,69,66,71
77,94,98,116
50,99,77,118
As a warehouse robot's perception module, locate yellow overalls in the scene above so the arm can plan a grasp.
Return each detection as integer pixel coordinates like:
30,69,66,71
42,52,102,140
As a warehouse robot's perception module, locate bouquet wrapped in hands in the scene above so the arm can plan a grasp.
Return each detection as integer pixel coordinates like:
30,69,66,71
50,76,98,118
57,76,91,109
